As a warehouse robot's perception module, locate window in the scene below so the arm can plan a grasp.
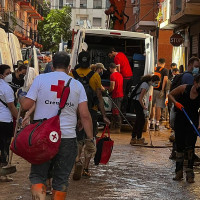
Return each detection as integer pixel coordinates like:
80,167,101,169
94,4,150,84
80,0,87,8
80,17,87,26
106,0,110,8
59,0,63,9
93,18,101,27
174,0,182,14
93,0,102,9
66,0,73,7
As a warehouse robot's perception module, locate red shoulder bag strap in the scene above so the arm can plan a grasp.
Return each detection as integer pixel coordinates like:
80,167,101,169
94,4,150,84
101,125,110,138
57,78,72,115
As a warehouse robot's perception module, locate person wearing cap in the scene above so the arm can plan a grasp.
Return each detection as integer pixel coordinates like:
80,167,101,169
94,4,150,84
69,51,110,180
18,51,95,199
90,63,107,91
108,63,124,132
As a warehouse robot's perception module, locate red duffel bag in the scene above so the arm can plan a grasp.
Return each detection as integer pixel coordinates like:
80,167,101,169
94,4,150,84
10,78,72,165
94,125,114,165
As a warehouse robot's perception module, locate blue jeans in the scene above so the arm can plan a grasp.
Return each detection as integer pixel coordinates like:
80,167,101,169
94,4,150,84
29,138,77,191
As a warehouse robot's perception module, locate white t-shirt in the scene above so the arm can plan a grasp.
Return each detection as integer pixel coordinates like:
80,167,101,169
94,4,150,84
0,79,14,122
134,82,150,101
26,71,87,138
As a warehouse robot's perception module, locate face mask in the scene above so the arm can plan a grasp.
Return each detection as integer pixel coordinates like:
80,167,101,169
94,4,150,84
196,87,200,94
99,71,103,76
152,83,158,87
19,74,25,80
192,68,199,75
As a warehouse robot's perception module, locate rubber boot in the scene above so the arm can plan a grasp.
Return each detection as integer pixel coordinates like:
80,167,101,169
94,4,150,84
52,190,67,200
173,152,184,181
173,170,183,181
186,168,195,183
31,183,46,200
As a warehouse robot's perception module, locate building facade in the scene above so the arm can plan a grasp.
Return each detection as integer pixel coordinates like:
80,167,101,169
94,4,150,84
159,0,200,69
130,0,173,68
0,0,43,48
51,0,110,30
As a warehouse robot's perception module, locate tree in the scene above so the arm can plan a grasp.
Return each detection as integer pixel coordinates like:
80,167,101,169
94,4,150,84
38,6,72,51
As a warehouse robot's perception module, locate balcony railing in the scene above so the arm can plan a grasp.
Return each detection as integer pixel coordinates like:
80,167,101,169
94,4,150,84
171,0,200,24
20,0,43,17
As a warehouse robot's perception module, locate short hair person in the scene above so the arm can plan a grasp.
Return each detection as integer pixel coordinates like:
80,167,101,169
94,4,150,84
19,52,96,199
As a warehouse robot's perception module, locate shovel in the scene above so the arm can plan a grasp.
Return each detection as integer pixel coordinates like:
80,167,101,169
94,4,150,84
0,43,34,176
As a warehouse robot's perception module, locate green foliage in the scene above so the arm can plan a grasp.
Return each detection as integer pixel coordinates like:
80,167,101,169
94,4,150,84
38,6,72,51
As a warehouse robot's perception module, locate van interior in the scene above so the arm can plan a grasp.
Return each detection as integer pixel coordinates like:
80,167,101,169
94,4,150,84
85,34,146,86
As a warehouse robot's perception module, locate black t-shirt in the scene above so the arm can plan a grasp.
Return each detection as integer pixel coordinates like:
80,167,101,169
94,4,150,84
154,66,169,91
5,72,24,94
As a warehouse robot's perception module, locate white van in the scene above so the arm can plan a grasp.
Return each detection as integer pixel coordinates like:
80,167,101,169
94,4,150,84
0,28,13,70
70,29,155,127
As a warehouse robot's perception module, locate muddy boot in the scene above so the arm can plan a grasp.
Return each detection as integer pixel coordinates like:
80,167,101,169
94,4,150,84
130,137,137,145
73,160,83,181
52,190,67,200
137,138,148,145
186,168,195,183
31,183,46,200
173,170,183,181
173,152,184,181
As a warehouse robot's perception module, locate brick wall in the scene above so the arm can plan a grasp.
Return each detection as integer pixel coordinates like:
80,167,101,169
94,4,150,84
158,29,173,69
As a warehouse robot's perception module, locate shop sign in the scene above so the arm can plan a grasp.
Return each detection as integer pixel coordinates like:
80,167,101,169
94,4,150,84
170,33,184,46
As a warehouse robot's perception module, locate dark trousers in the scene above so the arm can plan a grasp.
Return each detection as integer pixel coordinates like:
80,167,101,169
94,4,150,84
121,77,132,113
29,138,77,191
76,109,97,141
174,119,197,171
111,97,123,129
131,100,145,139
0,122,13,163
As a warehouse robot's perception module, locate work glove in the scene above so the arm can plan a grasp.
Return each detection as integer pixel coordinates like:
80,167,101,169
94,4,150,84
17,88,27,99
175,102,184,111
159,90,164,98
84,138,96,158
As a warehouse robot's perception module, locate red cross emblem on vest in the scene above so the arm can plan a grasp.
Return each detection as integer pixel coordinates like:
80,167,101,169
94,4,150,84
51,80,65,98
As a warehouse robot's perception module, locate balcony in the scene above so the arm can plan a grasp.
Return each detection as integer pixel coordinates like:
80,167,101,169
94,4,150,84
18,0,44,20
0,11,16,31
135,21,158,31
171,0,200,24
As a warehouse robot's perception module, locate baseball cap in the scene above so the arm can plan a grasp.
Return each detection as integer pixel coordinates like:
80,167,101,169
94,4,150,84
96,63,107,71
78,51,90,68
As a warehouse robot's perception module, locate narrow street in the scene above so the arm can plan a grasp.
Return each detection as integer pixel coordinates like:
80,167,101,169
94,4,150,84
1,125,200,200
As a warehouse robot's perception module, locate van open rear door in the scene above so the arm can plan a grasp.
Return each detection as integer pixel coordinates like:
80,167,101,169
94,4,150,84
144,36,154,119
144,36,154,75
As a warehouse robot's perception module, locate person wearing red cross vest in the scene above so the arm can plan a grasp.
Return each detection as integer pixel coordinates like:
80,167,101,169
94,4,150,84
19,52,96,200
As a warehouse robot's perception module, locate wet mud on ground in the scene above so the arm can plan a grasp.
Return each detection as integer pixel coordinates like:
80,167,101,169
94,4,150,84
1,126,200,200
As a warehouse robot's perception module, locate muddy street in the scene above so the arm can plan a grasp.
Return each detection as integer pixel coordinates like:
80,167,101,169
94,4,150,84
1,127,200,200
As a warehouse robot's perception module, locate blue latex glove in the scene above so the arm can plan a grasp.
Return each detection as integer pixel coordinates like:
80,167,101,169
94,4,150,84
17,88,27,98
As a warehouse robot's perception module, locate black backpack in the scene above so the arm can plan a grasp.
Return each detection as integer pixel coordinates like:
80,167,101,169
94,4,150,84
170,72,192,91
72,70,99,109
128,81,145,100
